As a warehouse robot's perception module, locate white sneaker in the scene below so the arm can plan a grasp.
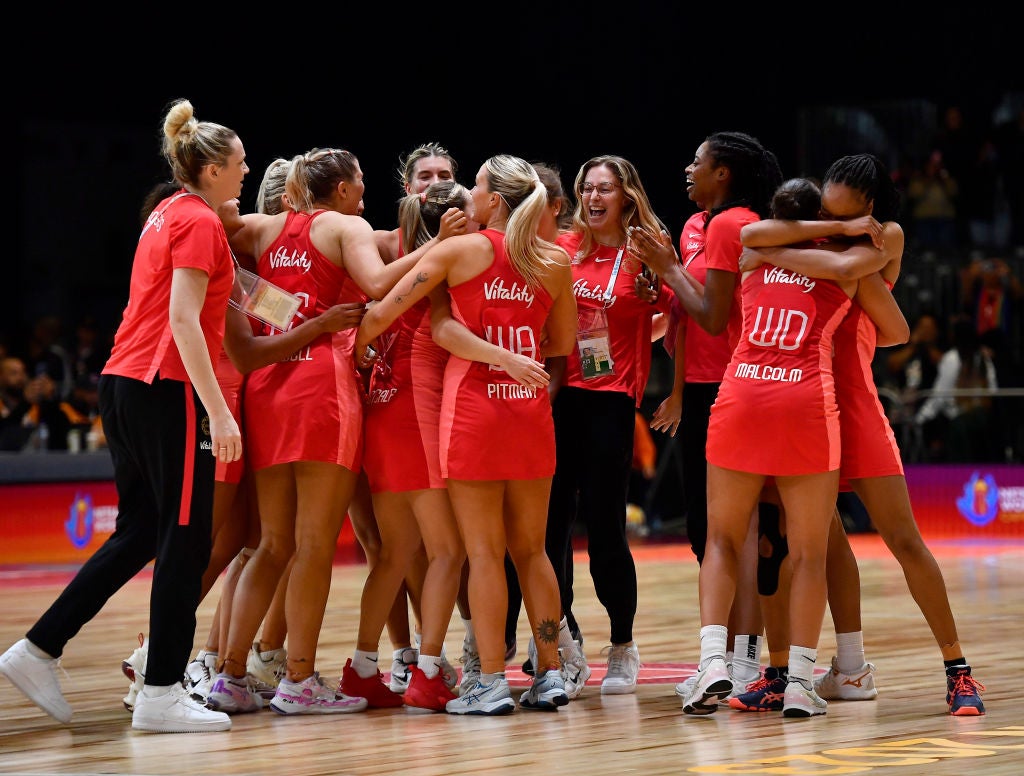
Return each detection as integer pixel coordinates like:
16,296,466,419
681,657,732,715
459,644,481,697
782,680,828,717
601,643,640,695
205,672,263,714
246,643,286,688
185,650,218,702
675,674,696,698
0,639,72,723
560,639,591,700
388,646,417,693
813,656,878,700
270,673,368,715
676,661,750,705
121,634,148,712
439,653,458,691
446,675,515,716
131,683,231,733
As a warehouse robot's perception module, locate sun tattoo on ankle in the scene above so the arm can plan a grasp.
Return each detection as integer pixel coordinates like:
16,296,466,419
536,618,559,645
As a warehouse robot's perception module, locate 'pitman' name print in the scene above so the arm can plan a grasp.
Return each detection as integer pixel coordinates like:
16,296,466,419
487,384,539,399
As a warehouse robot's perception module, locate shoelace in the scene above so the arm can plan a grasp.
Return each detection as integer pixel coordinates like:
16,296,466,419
951,673,986,696
743,674,774,693
604,646,627,675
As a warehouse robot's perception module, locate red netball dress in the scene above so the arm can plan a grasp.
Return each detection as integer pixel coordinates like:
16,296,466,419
362,295,448,492
706,265,852,475
243,210,367,472
439,229,555,480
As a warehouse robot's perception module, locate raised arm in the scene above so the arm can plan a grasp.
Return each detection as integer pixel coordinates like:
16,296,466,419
740,215,884,249
854,273,910,347
345,206,468,298
356,237,458,353
738,221,903,281
628,225,734,335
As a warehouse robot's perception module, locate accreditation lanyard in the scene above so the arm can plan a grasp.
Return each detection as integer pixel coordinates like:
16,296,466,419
139,191,198,241
601,245,626,307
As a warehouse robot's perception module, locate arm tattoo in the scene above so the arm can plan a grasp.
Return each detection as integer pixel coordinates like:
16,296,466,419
394,272,429,305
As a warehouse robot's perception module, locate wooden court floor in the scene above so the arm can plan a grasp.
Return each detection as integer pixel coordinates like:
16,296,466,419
1,535,1022,776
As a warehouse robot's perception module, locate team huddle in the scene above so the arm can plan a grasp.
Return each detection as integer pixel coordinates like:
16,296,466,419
0,98,985,734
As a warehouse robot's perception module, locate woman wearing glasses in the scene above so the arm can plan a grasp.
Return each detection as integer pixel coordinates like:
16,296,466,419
540,155,674,696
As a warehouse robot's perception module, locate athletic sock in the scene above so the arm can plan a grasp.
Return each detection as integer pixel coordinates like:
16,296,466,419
834,631,866,673
698,624,728,670
788,644,817,690
352,649,379,679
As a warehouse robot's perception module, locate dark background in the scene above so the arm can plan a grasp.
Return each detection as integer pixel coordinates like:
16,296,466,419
10,10,1022,349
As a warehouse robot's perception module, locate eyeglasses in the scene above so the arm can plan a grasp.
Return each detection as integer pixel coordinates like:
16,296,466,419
580,182,621,195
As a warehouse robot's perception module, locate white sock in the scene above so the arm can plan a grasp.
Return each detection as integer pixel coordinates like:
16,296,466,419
698,625,728,670
731,634,763,683
25,640,56,660
558,617,577,649
140,683,173,698
787,644,817,689
462,618,475,644
418,653,442,679
835,631,866,673
352,649,379,679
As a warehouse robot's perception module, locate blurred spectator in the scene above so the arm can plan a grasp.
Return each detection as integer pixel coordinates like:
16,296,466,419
961,135,1009,253
906,149,959,253
914,315,999,462
25,314,74,402
995,104,1024,249
960,255,1022,358
884,311,944,437
930,105,974,248
0,356,73,452
68,314,109,421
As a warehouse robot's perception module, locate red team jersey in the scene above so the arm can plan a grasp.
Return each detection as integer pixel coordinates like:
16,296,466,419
666,211,737,382
556,231,673,406
104,191,233,384
362,295,448,492
706,265,852,475
700,206,760,362
243,210,367,472
834,297,905,480
440,229,556,480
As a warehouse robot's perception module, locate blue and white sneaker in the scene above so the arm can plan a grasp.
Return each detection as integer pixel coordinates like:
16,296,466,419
519,669,569,710
446,675,515,716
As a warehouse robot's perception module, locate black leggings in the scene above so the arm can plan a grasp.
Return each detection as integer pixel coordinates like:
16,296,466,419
680,382,720,565
546,386,637,645
28,374,214,686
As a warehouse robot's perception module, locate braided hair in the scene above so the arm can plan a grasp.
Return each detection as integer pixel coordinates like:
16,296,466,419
703,131,783,224
823,154,901,223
